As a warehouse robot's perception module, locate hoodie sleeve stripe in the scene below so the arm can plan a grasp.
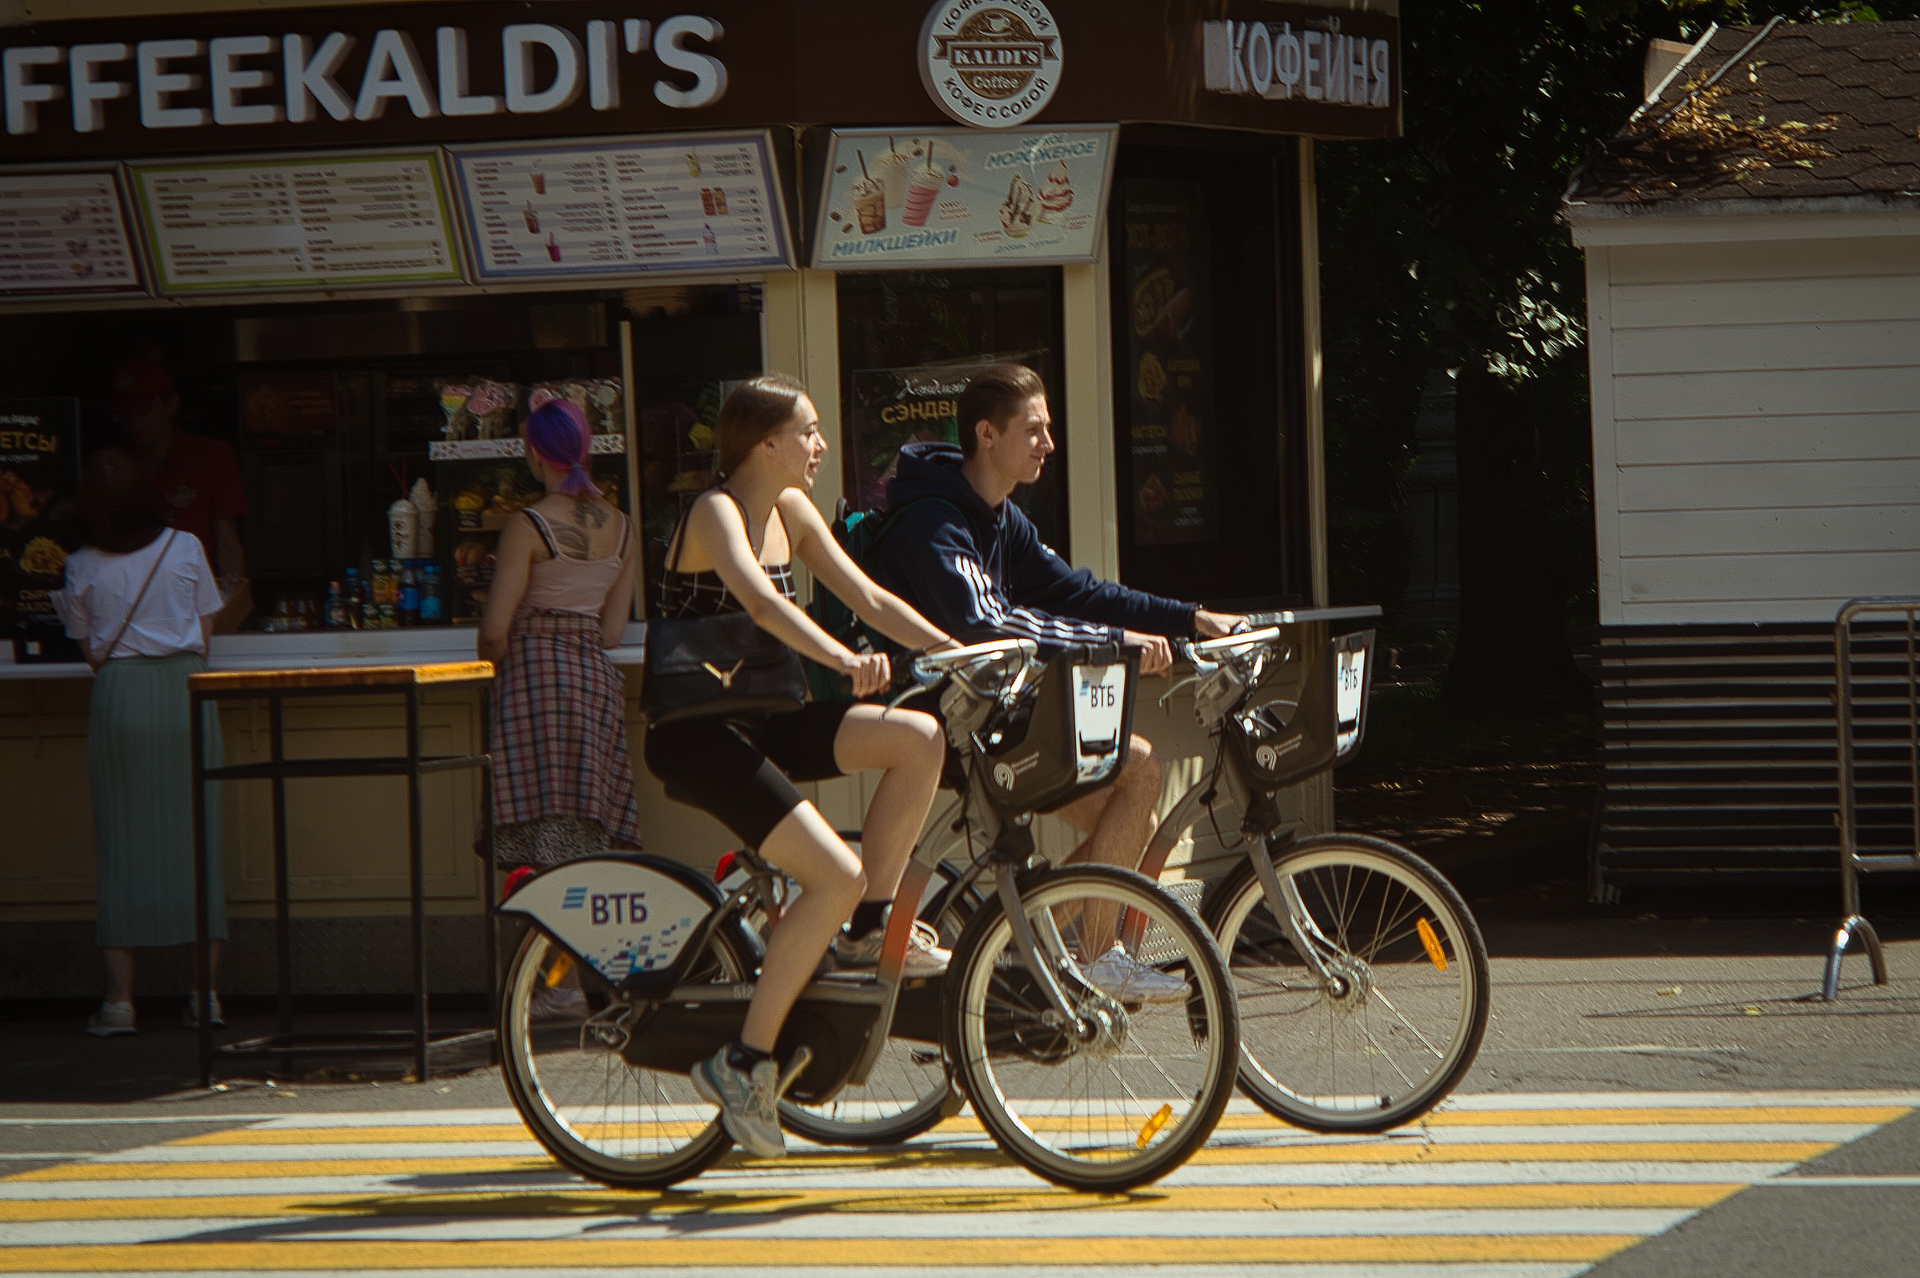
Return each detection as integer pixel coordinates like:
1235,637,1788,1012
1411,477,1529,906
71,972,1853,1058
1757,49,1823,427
952,554,1114,646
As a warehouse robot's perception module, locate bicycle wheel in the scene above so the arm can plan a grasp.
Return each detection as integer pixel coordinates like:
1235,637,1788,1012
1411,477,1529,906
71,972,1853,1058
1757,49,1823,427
945,865,1237,1192
779,863,980,1147
1205,832,1489,1133
499,922,755,1189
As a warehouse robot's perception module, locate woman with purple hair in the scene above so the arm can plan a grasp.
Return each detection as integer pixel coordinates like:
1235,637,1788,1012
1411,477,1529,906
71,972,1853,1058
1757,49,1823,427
479,399,642,911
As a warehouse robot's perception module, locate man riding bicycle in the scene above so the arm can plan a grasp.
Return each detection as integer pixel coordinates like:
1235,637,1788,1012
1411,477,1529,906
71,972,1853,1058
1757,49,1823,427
863,363,1243,997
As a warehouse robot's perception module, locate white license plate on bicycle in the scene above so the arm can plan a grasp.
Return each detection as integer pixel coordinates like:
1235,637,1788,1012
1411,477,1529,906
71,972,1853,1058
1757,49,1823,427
1073,662,1127,781
1335,645,1367,756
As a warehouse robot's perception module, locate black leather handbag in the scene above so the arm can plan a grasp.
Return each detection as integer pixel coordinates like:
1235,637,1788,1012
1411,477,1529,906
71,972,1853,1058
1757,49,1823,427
641,495,807,727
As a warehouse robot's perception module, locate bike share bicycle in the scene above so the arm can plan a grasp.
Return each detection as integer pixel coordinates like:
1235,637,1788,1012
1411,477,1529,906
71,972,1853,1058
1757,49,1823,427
496,638,1239,1192
787,615,1490,1142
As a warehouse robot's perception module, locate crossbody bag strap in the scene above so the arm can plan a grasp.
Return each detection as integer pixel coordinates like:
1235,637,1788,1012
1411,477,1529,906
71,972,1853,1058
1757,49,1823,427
99,529,178,665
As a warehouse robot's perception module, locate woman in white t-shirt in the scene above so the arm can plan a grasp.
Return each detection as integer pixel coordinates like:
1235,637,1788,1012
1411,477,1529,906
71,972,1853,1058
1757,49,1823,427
54,448,227,1038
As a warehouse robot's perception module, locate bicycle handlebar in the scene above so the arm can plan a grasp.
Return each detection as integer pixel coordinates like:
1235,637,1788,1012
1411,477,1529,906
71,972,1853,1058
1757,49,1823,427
911,637,1039,682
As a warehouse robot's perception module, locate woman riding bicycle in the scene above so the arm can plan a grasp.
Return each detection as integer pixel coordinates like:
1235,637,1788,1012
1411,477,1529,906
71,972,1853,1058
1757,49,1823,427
644,374,953,1159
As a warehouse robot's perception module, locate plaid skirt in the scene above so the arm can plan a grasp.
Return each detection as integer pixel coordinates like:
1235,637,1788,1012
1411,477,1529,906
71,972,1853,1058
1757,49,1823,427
491,611,641,848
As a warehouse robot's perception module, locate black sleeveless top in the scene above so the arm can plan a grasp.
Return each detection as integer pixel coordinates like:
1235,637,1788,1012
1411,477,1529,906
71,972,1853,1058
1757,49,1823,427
657,490,798,619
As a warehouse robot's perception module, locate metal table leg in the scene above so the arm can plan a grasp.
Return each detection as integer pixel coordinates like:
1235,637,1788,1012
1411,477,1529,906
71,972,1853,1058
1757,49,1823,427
193,691,211,1090
407,684,429,1083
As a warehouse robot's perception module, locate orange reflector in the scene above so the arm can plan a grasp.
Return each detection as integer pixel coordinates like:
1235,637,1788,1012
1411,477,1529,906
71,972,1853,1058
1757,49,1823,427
545,953,574,988
1137,1103,1173,1149
1416,918,1447,971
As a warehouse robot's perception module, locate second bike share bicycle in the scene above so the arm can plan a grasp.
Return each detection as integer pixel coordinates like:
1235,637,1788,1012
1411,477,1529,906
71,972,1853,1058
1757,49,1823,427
495,639,1240,1192
782,614,1490,1142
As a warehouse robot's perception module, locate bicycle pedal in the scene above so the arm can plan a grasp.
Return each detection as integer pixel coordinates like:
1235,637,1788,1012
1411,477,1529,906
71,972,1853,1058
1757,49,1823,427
776,1045,813,1098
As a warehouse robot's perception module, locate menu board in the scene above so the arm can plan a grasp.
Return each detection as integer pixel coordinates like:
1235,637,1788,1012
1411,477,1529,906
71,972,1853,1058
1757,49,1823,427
129,152,462,293
450,133,791,280
1120,180,1219,546
813,127,1115,270
0,399,83,663
0,170,143,296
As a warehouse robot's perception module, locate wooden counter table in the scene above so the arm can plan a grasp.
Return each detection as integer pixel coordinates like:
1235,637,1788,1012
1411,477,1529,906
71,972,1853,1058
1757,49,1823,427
188,661,497,1086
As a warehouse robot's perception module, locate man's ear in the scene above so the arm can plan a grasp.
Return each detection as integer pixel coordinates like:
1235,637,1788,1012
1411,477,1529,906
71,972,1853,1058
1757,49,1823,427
972,417,997,452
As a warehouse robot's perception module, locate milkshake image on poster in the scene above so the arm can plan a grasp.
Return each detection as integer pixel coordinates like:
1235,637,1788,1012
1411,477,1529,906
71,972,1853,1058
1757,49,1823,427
712,188,728,216
523,203,540,234
546,233,561,262
876,138,913,207
850,150,886,234
903,143,941,228
703,223,718,255
686,152,700,177
701,188,716,216
531,168,546,195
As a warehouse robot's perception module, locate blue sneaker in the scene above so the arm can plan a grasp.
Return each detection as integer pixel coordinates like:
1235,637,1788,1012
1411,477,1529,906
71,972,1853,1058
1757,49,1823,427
691,1047,786,1159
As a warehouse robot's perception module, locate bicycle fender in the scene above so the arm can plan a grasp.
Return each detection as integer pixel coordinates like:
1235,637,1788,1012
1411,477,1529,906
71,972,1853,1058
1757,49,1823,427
498,855,721,984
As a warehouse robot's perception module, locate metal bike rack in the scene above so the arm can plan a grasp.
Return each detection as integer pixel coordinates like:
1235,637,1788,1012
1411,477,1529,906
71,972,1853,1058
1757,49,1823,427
1818,597,1920,1001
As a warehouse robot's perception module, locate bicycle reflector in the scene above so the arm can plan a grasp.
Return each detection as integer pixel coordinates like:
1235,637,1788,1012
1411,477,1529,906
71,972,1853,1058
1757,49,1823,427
1416,917,1448,971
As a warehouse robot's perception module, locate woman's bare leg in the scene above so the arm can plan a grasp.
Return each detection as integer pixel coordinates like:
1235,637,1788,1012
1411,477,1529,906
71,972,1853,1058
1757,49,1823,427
833,705,945,905
740,802,864,1052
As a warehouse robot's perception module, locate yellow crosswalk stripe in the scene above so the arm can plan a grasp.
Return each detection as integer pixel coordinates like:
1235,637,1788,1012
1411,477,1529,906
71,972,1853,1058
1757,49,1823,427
0,1181,1745,1222
161,1105,1910,1146
5,1140,1840,1182
0,1234,1642,1271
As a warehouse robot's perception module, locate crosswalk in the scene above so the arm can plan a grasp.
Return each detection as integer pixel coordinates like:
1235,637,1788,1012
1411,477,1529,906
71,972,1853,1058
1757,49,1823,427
1,1091,1911,1276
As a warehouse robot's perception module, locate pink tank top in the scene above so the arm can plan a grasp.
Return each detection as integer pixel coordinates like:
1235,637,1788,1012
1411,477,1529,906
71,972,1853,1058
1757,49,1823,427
519,508,630,618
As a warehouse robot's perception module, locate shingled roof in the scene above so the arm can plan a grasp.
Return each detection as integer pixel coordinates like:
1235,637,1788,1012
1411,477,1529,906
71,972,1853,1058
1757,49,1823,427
1566,20,1920,207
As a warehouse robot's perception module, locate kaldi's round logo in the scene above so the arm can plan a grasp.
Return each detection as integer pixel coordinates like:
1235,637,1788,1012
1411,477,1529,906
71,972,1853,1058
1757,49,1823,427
919,0,1063,129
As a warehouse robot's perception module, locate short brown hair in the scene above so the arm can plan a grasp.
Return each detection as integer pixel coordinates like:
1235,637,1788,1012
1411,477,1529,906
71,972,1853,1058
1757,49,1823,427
715,373,808,477
79,447,168,554
957,364,1046,459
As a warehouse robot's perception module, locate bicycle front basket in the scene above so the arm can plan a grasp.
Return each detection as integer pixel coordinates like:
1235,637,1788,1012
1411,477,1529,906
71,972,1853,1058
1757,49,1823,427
978,645,1138,816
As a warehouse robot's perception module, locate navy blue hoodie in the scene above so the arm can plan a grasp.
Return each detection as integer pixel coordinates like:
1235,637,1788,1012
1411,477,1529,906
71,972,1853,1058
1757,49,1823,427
866,442,1195,653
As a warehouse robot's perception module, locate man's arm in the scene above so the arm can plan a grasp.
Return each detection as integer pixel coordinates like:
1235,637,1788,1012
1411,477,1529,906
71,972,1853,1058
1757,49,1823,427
1003,514,1195,636
881,505,1119,650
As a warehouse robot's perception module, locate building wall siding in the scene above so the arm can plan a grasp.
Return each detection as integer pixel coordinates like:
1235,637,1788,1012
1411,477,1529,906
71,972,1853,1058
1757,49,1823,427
1594,231,1920,623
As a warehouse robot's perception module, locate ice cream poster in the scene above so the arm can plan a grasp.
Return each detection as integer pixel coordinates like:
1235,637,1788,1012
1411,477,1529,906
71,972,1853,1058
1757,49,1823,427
813,127,1115,269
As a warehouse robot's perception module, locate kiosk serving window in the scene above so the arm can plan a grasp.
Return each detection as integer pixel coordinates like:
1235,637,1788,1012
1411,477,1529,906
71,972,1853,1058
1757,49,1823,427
835,267,1069,556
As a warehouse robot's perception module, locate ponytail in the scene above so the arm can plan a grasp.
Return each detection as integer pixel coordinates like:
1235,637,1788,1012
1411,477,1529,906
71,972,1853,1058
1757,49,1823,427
524,399,596,497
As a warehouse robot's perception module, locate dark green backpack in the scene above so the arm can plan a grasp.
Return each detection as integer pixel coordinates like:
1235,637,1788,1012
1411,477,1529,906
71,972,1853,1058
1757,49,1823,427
804,497,958,701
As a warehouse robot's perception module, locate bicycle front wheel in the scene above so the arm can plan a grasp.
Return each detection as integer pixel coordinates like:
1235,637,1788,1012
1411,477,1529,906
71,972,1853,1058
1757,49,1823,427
499,923,752,1189
944,865,1237,1192
1205,833,1489,1133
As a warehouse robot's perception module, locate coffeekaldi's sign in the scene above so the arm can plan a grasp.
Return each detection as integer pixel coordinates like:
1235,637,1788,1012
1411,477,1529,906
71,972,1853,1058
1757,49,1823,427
0,1,1400,161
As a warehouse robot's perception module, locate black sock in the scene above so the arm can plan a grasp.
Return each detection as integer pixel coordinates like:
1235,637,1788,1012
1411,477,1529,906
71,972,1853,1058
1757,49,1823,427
726,1041,772,1073
846,899,889,939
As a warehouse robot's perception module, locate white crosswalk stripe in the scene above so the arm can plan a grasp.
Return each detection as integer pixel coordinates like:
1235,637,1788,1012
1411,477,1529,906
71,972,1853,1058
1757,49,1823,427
0,1091,1910,1276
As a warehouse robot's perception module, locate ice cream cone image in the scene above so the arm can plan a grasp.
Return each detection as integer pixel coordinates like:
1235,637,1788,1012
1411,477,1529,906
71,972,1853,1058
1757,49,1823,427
1039,159,1074,223
999,173,1037,239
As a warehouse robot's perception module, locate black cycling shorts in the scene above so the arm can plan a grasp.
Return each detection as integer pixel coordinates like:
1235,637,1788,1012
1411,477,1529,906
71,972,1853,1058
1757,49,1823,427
643,703,853,849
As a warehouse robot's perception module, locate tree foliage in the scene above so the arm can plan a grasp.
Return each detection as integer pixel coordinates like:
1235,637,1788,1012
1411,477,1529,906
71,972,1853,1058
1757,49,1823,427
1317,0,1920,676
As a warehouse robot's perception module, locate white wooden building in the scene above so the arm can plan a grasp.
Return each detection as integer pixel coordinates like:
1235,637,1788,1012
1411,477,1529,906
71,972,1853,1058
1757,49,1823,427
1564,20,1920,894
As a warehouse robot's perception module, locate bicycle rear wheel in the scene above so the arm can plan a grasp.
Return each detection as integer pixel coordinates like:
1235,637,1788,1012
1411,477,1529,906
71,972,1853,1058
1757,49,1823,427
1205,833,1489,1133
499,923,753,1189
945,865,1237,1192
778,862,979,1147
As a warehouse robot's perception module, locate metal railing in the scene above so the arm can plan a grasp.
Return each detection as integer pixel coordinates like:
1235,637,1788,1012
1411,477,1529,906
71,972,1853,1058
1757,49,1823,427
1818,597,1920,1001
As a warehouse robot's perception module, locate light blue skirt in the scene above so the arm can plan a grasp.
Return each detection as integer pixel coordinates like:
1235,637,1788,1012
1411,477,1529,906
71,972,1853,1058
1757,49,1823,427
89,652,225,948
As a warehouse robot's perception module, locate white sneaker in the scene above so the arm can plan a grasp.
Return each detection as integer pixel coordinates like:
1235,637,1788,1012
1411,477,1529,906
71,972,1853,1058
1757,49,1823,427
182,991,224,1029
691,1046,787,1159
1083,943,1189,1004
87,1001,136,1037
832,919,951,978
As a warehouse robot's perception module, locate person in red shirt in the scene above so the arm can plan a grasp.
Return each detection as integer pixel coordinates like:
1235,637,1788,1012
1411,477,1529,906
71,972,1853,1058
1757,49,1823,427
109,359,246,583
